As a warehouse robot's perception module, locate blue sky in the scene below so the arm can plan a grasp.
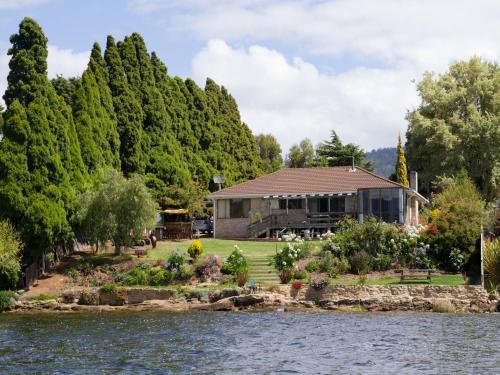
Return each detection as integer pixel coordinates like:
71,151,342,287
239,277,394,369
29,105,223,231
2,0,500,152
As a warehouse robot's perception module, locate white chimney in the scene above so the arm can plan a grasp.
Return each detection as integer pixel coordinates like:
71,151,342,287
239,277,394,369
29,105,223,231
410,171,418,192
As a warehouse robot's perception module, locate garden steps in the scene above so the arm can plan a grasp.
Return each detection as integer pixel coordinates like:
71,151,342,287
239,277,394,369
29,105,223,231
248,255,279,283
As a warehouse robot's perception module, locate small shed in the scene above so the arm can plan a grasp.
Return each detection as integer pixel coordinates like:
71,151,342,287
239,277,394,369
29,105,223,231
156,208,192,240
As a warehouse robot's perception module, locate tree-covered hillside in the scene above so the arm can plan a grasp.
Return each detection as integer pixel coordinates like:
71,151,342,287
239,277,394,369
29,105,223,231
0,18,262,257
366,148,397,178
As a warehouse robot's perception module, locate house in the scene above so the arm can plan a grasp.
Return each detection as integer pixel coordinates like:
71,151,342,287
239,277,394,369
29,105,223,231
208,166,428,239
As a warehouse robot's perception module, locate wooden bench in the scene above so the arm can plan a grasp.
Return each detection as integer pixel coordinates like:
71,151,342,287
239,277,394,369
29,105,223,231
398,269,433,283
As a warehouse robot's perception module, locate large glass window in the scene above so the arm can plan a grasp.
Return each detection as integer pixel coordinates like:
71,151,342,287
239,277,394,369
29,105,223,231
279,199,304,210
361,189,402,223
229,198,251,218
330,197,345,213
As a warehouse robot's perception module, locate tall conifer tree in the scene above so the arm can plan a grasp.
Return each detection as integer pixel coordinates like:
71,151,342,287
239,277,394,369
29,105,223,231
395,134,409,187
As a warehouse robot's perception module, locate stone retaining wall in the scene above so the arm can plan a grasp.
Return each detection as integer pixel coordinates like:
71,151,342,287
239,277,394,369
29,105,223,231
296,285,493,312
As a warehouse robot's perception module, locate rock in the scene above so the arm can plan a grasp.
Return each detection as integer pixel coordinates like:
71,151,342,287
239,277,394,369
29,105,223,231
99,289,127,306
233,295,264,307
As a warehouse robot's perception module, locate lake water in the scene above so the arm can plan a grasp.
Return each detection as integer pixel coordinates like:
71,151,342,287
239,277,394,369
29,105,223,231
0,311,498,374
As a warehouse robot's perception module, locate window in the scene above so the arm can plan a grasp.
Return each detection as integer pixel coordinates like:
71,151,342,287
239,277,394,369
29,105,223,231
330,197,345,213
279,199,304,210
217,200,230,219
318,198,329,213
361,189,402,223
229,199,250,218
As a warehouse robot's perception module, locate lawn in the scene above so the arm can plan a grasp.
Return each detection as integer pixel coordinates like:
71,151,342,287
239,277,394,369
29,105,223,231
330,274,465,286
147,239,465,286
148,238,282,260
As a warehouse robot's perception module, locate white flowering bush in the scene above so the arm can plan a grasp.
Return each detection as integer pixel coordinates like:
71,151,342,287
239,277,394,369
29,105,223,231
222,245,249,277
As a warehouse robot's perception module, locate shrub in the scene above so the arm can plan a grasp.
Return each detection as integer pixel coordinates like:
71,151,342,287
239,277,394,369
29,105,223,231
100,284,117,294
0,290,18,312
236,268,249,287
449,248,465,272
223,246,248,276
178,264,194,281
79,289,99,305
279,268,293,284
164,252,185,272
273,243,300,271
349,251,371,275
371,254,392,271
484,239,500,290
79,261,93,276
320,253,349,277
150,268,173,286
0,221,22,290
293,270,307,280
322,240,342,257
187,240,203,259
305,260,319,272
195,255,222,281
122,263,151,286
427,175,485,270
309,273,330,290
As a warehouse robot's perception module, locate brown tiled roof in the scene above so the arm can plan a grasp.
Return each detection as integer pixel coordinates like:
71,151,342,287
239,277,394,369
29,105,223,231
208,167,406,198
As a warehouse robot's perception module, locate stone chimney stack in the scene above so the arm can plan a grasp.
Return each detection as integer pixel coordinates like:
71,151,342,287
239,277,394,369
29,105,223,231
410,171,418,192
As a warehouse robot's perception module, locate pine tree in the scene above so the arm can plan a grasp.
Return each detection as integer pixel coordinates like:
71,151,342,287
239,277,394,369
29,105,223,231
104,35,144,176
0,18,86,255
395,134,409,187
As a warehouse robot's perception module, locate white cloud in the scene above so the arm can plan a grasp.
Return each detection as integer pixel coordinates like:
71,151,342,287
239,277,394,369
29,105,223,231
0,0,49,9
175,0,500,71
0,44,89,105
46,45,89,78
178,0,500,150
192,40,418,152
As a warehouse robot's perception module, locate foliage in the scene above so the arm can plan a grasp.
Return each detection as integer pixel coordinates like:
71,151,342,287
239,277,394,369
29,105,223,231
349,251,371,275
320,252,349,277
223,245,249,276
28,293,57,301
308,273,330,290
395,134,409,187
315,130,373,170
305,260,319,272
0,18,265,265
0,221,22,290
426,174,485,270
484,239,500,290
406,57,500,200
165,251,186,272
255,133,282,173
195,255,222,281
79,289,99,305
286,138,315,168
100,284,117,294
279,268,293,284
371,254,392,271
187,239,203,259
0,291,18,312
293,270,307,280
77,169,156,254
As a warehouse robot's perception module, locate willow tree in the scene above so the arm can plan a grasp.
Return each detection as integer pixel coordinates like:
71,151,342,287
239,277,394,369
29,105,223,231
406,57,500,200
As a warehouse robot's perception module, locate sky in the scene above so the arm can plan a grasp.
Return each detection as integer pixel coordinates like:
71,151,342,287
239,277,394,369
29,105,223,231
2,0,500,152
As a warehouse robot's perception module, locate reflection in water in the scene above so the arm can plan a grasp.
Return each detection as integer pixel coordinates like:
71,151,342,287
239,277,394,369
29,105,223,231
0,311,499,374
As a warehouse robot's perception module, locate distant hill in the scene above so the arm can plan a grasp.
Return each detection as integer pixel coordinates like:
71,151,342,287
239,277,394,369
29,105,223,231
366,147,397,178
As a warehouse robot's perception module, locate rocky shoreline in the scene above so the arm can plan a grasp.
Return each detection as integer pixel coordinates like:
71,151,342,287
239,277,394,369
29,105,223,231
3,285,499,314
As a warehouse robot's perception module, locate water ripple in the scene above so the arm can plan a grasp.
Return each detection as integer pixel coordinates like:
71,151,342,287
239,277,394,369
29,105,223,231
0,311,499,374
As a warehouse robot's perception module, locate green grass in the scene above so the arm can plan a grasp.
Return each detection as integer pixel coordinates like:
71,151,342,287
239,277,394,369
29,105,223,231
329,274,465,286
27,293,58,301
149,239,282,284
148,239,280,260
